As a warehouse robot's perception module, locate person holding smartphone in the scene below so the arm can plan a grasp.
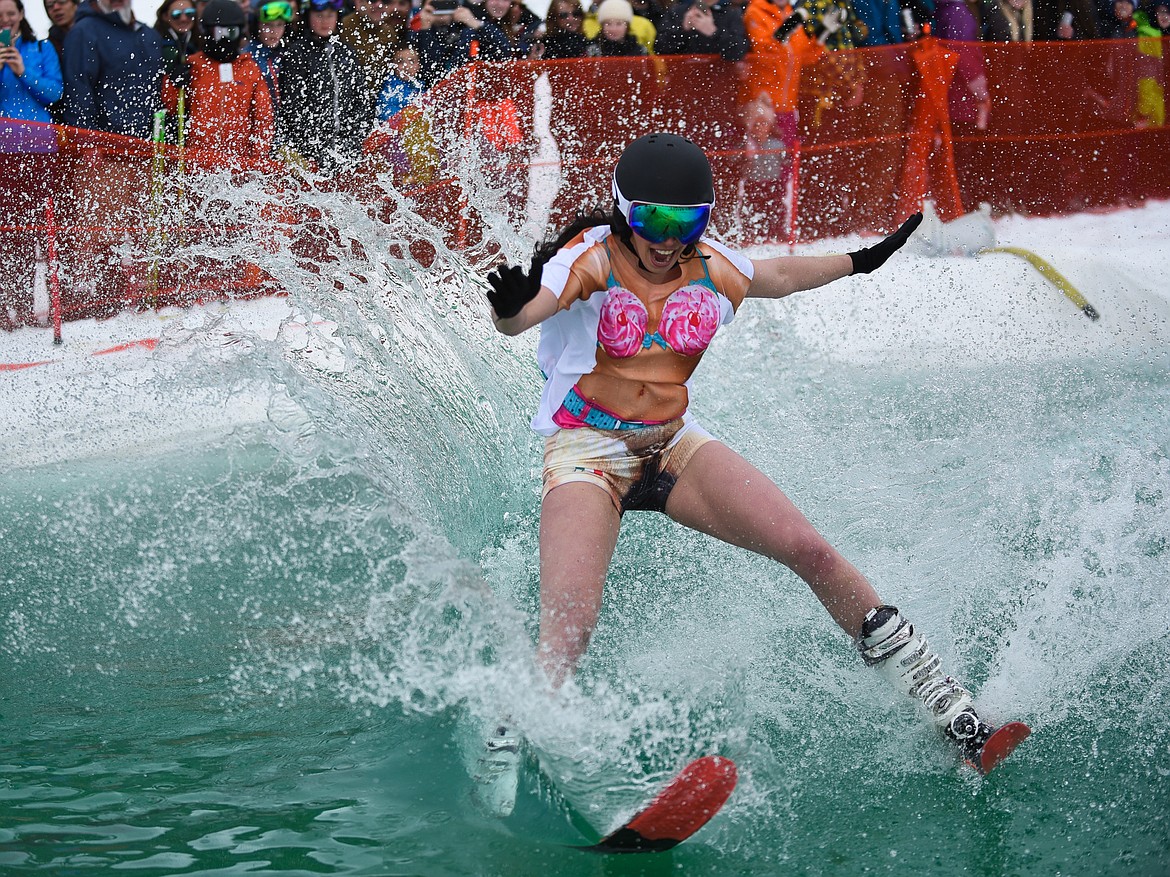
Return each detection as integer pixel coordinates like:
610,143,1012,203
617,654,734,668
0,0,63,330
414,0,512,86
0,0,62,124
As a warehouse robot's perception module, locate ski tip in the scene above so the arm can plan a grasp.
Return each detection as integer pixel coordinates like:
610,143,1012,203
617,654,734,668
973,721,1032,775
586,755,738,854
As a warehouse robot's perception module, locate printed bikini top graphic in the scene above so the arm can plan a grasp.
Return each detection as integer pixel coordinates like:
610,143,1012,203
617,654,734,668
596,249,720,359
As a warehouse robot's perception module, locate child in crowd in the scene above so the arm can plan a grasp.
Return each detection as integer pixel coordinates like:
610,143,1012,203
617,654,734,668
244,0,293,117
738,94,791,242
586,0,647,54
368,43,439,185
1100,0,1138,36
376,44,422,121
583,0,656,50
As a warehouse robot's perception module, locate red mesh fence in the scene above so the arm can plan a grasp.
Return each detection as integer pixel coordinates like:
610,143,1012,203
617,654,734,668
1,38,1166,324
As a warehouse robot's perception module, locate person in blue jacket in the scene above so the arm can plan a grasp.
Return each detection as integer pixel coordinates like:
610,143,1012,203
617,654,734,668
0,0,63,330
60,0,164,139
0,0,63,124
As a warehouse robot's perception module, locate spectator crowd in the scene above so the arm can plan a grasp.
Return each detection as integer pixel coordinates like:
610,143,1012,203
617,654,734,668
2,0,1166,165
0,0,1167,325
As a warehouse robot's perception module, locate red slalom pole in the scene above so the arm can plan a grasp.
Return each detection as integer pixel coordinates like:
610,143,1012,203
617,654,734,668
46,196,62,345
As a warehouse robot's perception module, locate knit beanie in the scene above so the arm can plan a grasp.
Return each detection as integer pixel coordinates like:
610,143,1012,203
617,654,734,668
596,0,634,23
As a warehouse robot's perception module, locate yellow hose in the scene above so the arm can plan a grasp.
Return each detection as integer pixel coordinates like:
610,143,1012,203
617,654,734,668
981,246,1100,321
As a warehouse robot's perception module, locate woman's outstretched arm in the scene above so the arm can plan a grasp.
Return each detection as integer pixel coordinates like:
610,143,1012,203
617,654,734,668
747,212,922,301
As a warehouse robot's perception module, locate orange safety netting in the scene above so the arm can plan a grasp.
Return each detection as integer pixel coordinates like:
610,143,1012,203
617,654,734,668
1,38,1167,324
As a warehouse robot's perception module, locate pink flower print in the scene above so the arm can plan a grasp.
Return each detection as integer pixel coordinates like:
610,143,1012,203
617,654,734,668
658,285,720,356
597,287,648,359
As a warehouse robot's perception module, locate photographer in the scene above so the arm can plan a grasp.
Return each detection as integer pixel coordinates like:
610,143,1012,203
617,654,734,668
414,0,512,87
654,0,748,60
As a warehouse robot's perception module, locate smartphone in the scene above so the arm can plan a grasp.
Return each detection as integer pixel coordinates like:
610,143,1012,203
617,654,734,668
0,29,12,47
431,0,459,13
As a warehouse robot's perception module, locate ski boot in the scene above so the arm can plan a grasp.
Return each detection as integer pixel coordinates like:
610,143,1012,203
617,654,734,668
470,721,520,817
856,605,1030,774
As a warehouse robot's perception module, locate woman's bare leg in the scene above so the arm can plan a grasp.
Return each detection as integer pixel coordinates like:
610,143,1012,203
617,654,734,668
659,442,1012,758
537,482,622,686
664,441,880,636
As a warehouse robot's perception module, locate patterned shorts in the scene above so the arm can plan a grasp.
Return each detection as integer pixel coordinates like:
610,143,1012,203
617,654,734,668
542,417,714,515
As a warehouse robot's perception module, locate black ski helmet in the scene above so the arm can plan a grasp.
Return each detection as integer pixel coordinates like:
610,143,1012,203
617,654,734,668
200,0,246,62
612,132,715,208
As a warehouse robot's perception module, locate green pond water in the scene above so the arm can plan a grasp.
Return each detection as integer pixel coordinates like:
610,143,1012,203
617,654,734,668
2,177,1167,876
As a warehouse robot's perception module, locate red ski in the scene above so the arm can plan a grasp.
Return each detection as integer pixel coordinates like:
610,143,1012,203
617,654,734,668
581,755,738,853
968,721,1031,775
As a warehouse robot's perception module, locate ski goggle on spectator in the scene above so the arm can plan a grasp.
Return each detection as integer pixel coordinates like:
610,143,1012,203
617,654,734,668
258,1,294,21
308,0,344,10
613,177,712,247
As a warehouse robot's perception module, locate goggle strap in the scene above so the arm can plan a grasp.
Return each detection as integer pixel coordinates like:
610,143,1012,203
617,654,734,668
612,171,715,219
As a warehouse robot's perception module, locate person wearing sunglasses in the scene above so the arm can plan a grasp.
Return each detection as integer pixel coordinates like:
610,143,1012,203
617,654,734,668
155,0,198,50
481,133,1012,800
42,0,77,61
155,0,199,119
39,0,74,121
276,0,365,171
533,0,586,57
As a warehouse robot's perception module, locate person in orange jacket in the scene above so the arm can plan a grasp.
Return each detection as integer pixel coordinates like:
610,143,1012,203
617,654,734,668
738,0,843,238
741,0,830,117
162,0,274,161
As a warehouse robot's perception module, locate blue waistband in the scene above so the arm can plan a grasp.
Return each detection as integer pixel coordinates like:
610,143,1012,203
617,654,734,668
562,387,648,431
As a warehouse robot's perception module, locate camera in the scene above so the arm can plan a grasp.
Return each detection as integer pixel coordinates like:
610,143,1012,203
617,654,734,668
0,28,12,47
431,0,460,13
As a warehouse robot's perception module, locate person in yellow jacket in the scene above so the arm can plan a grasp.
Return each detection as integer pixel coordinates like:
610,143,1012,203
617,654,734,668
163,0,274,161
583,0,656,52
1134,2,1166,126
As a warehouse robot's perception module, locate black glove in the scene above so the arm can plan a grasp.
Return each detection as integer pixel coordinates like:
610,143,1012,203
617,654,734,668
170,61,191,92
486,261,542,319
848,212,922,275
773,6,809,41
